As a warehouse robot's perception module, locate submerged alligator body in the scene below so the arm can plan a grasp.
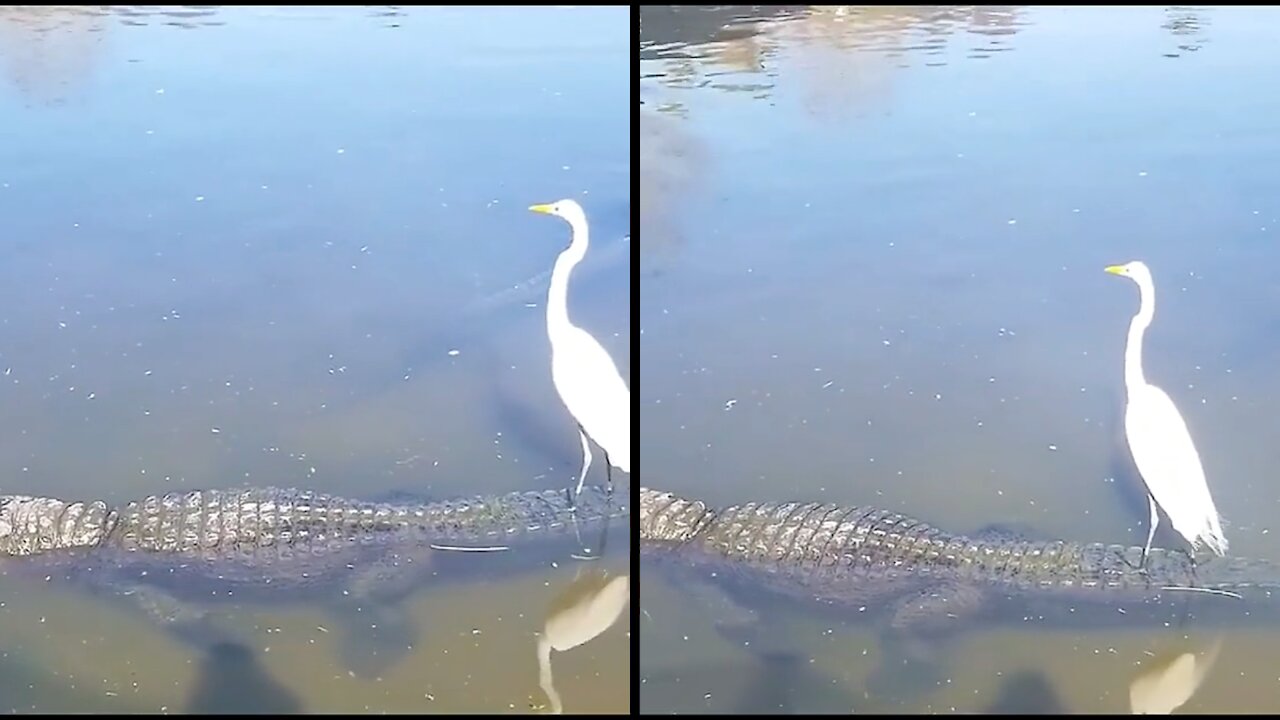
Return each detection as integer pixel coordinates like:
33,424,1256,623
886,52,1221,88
639,486,1280,634
0,484,628,676
1,484,627,593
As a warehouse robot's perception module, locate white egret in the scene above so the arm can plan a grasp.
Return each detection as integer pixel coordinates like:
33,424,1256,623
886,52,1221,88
528,199,631,502
1104,260,1227,566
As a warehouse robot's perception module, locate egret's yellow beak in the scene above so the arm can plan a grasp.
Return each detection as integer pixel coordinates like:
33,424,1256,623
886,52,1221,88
529,203,554,214
1104,265,1125,275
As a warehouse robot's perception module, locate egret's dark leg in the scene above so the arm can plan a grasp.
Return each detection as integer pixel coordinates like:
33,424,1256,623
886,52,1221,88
570,506,611,562
603,450,613,494
567,511,589,560
1171,545,1204,632
567,425,593,511
569,426,603,561
1140,494,1159,570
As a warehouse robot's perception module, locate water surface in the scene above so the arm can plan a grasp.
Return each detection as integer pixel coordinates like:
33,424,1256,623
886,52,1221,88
640,5,1280,713
0,5,629,713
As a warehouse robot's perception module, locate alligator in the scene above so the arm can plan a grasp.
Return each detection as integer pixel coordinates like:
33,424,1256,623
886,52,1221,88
0,484,629,677
639,486,1280,699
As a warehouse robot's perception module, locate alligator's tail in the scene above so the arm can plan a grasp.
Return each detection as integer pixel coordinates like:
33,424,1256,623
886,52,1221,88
400,484,629,545
639,487,716,544
1195,552,1280,593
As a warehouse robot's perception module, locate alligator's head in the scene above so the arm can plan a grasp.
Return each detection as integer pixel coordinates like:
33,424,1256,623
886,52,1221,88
0,495,112,556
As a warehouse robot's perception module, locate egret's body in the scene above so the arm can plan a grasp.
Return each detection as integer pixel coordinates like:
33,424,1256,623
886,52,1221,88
529,200,630,501
1105,261,1227,564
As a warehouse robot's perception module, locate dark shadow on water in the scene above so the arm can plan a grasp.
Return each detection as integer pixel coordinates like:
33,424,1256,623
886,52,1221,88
487,372,578,475
733,651,853,714
640,652,861,714
983,669,1067,714
0,638,298,713
185,641,302,714
471,325,595,481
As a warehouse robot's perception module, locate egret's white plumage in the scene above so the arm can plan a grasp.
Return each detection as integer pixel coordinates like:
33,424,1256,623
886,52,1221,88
529,199,630,500
1105,260,1227,563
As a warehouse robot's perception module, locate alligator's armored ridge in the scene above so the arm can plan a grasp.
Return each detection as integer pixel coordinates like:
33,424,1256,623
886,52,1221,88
0,484,629,677
640,486,1280,635
1,483,625,559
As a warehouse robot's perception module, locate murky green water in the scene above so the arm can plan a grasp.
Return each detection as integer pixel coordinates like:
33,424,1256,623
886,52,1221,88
640,5,1280,713
0,5,629,713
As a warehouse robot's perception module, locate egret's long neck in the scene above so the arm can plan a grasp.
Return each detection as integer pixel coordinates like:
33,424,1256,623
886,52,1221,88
547,217,589,345
1124,278,1155,391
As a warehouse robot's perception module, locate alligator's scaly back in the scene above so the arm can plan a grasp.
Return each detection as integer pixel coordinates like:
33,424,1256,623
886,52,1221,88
1,484,628,684
641,485,1280,710
0,496,114,556
639,487,716,545
1,485,627,559
107,485,624,557
640,486,1280,605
